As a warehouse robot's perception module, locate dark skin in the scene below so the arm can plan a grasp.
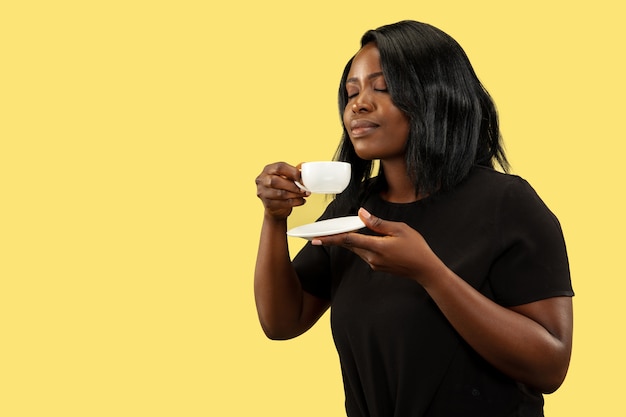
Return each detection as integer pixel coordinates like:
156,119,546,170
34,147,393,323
311,209,573,394
254,43,573,394
254,161,330,340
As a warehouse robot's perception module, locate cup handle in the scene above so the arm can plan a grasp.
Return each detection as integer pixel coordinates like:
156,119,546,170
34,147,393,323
294,181,310,192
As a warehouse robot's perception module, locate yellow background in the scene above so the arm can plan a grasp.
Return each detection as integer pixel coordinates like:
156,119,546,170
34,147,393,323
1,1,623,415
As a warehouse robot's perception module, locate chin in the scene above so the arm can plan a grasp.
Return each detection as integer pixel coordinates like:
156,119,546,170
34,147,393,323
354,148,385,161
354,151,377,161
351,145,375,160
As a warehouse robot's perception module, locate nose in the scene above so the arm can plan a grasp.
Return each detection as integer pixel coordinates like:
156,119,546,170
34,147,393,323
351,93,374,113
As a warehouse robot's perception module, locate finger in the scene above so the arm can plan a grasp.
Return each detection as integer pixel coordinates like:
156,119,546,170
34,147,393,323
266,196,307,209
258,181,309,206
311,231,374,250
260,173,309,196
261,185,308,200
358,207,400,236
311,233,380,269
268,162,301,182
292,162,307,191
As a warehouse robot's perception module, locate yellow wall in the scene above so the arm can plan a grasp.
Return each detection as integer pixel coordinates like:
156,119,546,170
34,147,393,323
2,1,623,415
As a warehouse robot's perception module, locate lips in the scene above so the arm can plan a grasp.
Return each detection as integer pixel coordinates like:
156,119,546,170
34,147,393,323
350,119,379,136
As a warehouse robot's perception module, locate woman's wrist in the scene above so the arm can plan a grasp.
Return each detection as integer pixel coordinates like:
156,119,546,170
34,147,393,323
263,211,289,227
412,251,451,290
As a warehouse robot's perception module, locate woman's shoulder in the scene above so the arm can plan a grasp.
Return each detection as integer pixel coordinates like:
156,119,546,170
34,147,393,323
468,165,524,186
436,166,554,221
468,166,561,229
463,165,538,199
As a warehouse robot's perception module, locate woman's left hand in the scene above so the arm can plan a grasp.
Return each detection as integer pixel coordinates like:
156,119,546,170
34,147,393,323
312,208,439,284
314,208,573,394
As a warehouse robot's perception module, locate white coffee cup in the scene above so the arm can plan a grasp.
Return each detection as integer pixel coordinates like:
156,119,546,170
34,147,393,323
298,161,351,194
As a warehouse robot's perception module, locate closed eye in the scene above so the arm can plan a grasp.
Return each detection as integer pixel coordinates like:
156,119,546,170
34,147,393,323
346,88,359,99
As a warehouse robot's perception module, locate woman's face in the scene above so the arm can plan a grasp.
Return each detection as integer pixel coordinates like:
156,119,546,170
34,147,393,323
343,43,410,162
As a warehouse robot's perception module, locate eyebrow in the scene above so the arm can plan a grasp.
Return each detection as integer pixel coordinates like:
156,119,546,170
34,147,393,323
346,71,384,84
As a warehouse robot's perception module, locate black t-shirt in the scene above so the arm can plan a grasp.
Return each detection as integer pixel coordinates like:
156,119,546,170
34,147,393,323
292,166,573,417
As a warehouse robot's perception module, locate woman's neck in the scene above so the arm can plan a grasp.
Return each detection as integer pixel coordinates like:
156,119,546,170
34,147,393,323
379,160,422,203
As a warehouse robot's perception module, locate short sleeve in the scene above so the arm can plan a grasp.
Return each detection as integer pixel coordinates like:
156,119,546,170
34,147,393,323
292,243,332,300
488,177,574,306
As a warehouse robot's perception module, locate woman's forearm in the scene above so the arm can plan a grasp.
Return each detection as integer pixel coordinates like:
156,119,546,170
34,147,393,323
254,215,328,340
421,259,573,393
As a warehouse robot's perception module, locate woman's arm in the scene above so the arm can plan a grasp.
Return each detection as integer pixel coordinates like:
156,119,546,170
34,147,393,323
423,265,572,393
313,208,573,393
254,163,330,340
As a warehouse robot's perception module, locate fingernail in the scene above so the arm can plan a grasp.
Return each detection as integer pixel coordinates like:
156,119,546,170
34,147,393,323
311,239,322,246
359,208,371,219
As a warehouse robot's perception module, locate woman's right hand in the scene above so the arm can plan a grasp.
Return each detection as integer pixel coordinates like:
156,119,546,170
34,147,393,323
255,162,309,221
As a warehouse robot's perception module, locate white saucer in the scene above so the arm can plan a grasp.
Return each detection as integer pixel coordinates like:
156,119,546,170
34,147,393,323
287,216,366,239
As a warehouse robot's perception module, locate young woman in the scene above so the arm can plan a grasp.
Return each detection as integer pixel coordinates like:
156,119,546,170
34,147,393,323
254,20,573,417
